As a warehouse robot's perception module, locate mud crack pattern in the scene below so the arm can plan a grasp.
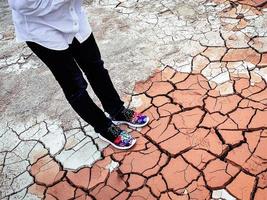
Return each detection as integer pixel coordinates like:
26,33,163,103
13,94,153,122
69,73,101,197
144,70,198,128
1,0,267,199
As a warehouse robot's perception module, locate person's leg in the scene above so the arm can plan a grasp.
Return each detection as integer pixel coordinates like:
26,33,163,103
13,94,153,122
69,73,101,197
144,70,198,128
69,34,124,118
69,34,149,128
26,41,111,134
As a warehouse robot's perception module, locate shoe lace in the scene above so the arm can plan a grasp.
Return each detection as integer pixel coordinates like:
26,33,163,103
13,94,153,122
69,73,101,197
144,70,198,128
108,125,121,137
122,108,135,121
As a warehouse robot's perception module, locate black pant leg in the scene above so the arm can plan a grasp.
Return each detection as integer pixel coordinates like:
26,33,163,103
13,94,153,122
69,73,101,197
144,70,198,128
69,34,124,117
26,41,112,134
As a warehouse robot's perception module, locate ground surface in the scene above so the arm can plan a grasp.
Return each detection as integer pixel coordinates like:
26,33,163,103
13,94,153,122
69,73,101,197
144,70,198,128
1,0,267,199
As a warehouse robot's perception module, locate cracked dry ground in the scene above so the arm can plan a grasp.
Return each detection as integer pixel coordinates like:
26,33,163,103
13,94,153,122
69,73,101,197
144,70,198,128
25,67,267,200
1,0,267,200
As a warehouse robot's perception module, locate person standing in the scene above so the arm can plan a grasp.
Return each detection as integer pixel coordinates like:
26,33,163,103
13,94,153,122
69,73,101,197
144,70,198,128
8,0,149,150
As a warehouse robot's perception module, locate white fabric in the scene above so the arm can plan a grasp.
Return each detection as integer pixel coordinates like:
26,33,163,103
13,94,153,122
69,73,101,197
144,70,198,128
8,0,92,50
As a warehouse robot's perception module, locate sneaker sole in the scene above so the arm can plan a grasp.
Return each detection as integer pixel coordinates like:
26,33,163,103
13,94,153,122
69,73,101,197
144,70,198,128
112,116,150,128
98,134,136,150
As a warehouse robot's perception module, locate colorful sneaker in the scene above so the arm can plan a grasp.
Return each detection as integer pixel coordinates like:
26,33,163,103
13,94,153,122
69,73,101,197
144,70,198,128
112,108,149,128
98,124,136,150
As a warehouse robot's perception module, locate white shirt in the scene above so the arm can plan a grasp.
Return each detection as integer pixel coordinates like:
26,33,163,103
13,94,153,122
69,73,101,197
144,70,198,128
8,0,92,50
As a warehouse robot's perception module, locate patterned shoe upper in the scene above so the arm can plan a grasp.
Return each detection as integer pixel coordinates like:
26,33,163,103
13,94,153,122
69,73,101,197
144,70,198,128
131,111,148,125
107,125,134,147
117,108,148,125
